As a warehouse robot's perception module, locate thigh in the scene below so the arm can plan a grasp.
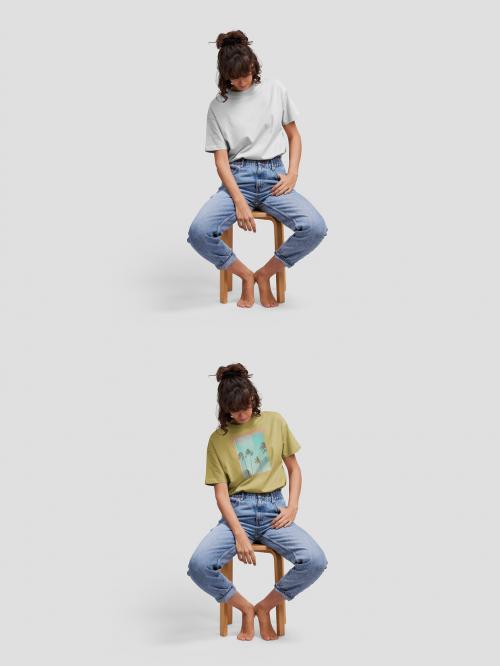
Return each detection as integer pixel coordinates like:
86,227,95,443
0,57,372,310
258,519,327,565
189,520,238,570
258,187,326,234
190,187,237,237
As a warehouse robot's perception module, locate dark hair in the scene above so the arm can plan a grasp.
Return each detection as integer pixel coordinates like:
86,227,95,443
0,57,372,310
215,363,262,433
211,30,262,102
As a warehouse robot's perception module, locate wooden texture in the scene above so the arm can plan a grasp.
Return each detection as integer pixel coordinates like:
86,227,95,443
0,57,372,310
219,211,287,304
218,543,287,637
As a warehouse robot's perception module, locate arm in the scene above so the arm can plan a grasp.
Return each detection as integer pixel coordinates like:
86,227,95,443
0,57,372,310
271,121,302,196
283,121,302,177
271,453,302,529
212,150,256,232
214,483,256,565
283,453,302,510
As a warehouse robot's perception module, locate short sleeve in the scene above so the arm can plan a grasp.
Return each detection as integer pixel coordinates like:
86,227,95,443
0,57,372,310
205,107,227,153
204,436,228,485
277,80,300,126
279,414,302,458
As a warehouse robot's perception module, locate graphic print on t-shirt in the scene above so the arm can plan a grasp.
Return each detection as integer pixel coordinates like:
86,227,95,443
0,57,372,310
233,431,271,479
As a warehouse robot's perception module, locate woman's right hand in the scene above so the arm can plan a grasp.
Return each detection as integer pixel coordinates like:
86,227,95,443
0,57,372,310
235,531,257,565
234,198,257,233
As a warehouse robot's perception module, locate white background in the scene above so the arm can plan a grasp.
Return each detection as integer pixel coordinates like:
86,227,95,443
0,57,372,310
1,1,499,664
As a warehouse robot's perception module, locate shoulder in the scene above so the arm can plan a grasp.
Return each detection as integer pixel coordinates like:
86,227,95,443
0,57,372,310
260,410,286,423
272,78,287,93
208,426,227,443
208,91,230,110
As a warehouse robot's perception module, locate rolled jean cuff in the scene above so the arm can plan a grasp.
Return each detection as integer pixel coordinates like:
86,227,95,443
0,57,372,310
274,583,294,601
218,585,237,603
218,252,237,271
274,250,294,269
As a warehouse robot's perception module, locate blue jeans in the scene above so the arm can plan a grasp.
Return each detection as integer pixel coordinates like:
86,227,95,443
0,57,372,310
186,489,328,603
187,156,328,270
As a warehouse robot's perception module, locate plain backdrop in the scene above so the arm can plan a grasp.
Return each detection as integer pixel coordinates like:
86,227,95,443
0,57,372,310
1,1,499,664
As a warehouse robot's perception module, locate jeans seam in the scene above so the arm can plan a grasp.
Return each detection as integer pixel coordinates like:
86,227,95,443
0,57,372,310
218,586,237,603
216,546,236,571
218,252,237,270
274,250,293,268
216,213,236,237
259,202,296,230
257,534,293,561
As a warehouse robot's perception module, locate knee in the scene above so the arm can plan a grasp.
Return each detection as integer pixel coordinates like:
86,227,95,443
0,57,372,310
297,213,327,245
187,552,206,580
187,218,206,248
188,212,221,248
310,213,328,243
307,548,329,576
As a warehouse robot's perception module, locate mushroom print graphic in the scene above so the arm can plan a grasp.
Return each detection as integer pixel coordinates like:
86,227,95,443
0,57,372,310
233,431,271,479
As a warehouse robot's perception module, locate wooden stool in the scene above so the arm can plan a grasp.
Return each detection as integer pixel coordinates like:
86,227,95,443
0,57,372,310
219,211,286,304
218,542,287,637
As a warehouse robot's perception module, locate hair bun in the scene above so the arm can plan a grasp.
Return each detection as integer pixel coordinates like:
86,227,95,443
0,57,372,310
215,30,250,49
215,363,250,382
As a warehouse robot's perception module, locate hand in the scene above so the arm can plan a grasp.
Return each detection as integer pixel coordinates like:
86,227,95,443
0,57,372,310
271,503,297,529
235,532,257,565
234,199,256,232
271,171,297,196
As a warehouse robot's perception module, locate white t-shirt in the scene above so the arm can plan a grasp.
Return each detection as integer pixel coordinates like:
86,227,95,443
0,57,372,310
204,78,300,162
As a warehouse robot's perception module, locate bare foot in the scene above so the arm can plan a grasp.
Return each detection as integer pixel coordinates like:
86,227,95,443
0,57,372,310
237,274,255,308
254,270,278,308
237,606,255,641
253,603,279,640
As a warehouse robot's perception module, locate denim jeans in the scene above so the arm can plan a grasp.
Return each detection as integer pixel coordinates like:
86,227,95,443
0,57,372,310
187,156,328,270
187,489,328,603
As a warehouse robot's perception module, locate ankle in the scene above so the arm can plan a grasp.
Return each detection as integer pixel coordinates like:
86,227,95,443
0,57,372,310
241,602,255,614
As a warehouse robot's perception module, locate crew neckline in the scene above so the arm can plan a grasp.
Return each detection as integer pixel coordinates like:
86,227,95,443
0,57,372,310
228,413,260,428
227,80,258,96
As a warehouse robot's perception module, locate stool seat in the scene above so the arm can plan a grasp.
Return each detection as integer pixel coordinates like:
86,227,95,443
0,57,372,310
217,542,287,637
219,211,286,304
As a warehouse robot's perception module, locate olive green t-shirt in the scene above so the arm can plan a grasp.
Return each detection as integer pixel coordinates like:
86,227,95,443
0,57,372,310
204,411,301,495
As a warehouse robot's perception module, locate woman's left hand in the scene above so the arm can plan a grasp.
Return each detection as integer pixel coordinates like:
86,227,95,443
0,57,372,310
271,171,297,196
271,504,297,529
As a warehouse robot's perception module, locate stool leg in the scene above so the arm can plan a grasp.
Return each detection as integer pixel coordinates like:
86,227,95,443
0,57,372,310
226,558,233,625
273,221,286,303
278,554,286,626
273,553,286,636
226,226,233,292
219,229,231,304
220,270,228,304
219,560,232,636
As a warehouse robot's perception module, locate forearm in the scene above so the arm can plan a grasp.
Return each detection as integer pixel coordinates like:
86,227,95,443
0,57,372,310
287,133,302,176
287,467,302,509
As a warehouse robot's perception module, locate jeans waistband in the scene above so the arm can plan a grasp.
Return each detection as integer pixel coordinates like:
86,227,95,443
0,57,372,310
231,155,283,168
230,489,284,501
